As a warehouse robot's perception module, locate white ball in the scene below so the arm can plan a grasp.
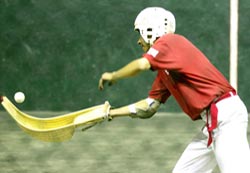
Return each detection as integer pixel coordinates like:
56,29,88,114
14,92,25,103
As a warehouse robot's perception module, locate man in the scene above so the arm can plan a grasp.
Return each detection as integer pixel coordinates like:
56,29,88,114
98,7,250,173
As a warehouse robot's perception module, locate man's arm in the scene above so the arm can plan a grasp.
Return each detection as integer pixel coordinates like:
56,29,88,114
108,98,160,120
98,57,151,90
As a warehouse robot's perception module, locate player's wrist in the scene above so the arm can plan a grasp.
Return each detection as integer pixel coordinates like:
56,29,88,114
111,71,117,81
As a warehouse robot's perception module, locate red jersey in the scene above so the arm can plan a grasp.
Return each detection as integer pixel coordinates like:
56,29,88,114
143,34,234,120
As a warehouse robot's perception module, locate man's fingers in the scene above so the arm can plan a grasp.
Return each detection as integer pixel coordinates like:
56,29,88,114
98,72,115,90
98,78,105,90
99,79,114,90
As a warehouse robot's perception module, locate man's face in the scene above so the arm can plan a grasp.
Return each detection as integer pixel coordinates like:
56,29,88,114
137,36,150,52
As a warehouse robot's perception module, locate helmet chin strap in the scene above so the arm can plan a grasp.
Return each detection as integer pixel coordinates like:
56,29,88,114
147,36,160,46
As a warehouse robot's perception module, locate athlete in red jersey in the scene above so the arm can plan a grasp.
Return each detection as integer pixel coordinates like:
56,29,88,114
145,33,235,120
99,7,250,173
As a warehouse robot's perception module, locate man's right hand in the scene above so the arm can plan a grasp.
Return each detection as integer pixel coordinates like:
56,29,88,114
98,72,116,90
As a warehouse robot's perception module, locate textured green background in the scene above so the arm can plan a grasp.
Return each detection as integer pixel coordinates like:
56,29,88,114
0,0,249,111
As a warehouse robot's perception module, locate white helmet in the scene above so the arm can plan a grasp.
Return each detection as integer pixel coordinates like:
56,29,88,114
134,7,176,45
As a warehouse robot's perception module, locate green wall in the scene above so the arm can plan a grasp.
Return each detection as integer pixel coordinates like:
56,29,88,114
0,0,249,112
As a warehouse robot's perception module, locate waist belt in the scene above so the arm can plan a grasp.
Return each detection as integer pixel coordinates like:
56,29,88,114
206,90,237,147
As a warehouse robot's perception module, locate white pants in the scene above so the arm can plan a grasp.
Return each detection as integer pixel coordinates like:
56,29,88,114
172,95,250,173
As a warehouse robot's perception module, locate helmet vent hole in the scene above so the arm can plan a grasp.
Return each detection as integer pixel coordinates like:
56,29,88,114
164,18,168,25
